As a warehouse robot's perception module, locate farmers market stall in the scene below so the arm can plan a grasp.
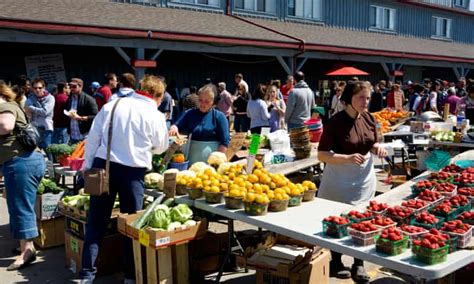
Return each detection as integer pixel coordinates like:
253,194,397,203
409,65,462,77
174,151,474,282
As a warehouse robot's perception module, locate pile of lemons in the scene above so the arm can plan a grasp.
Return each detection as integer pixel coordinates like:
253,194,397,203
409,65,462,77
178,161,317,205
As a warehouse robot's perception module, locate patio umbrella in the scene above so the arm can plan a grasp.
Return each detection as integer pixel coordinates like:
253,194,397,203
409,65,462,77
326,66,369,76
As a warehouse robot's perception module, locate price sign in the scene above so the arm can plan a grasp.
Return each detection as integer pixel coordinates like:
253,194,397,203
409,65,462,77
248,134,261,155
156,236,171,247
225,132,247,160
139,229,150,247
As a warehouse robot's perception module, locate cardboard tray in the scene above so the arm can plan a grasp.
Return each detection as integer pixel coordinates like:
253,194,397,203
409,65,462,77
117,211,207,249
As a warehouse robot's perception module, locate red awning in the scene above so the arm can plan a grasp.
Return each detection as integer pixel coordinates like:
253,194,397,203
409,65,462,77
326,66,369,76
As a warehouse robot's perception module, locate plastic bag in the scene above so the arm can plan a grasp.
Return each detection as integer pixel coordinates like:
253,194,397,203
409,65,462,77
267,130,292,155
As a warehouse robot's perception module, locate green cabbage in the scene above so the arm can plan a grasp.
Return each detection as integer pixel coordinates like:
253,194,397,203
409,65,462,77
148,205,171,229
170,204,193,223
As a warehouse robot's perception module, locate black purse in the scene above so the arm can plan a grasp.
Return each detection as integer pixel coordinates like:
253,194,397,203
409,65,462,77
15,105,40,151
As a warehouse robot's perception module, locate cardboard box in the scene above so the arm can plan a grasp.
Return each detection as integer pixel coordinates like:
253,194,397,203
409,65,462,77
35,192,64,220
65,215,117,239
256,249,330,284
34,217,65,248
117,212,207,249
64,231,123,276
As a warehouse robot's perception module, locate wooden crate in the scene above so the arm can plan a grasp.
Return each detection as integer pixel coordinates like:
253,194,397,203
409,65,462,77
132,239,190,284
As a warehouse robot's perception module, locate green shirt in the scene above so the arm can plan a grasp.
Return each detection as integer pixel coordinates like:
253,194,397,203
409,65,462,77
0,101,28,164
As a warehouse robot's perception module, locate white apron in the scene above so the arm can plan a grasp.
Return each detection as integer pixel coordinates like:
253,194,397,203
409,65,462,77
317,153,376,206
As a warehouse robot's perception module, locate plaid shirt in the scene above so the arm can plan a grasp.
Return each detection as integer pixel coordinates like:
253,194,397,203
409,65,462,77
70,95,84,141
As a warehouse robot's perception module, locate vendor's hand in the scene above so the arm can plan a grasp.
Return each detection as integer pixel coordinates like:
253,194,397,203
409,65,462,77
346,153,367,165
168,125,179,136
374,146,388,158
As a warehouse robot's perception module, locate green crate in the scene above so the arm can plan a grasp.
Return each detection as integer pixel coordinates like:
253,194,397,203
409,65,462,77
410,217,445,230
411,185,434,197
322,220,351,238
341,213,374,224
454,202,472,215
431,208,459,221
412,244,449,265
376,235,409,256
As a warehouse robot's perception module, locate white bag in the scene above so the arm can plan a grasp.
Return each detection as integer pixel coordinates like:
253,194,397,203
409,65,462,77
267,130,292,155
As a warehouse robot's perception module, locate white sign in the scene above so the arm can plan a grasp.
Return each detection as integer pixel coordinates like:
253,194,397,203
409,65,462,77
25,53,67,86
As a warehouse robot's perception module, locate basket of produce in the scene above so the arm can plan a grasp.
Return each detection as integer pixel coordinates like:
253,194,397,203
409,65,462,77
348,221,381,246
400,224,428,244
411,212,445,230
46,143,78,164
243,193,269,216
376,228,409,256
430,201,460,221
302,180,318,201
440,220,473,248
411,180,436,196
224,196,243,209
268,199,289,212
366,200,388,215
203,189,224,204
433,182,457,197
456,211,474,225
370,216,397,230
400,199,430,213
322,216,351,238
288,194,304,207
343,210,374,223
452,167,474,186
386,206,415,224
412,236,449,265
188,187,204,200
427,171,455,183
415,189,444,206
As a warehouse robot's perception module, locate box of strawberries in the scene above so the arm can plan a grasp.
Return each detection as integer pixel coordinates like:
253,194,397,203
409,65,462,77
376,227,409,256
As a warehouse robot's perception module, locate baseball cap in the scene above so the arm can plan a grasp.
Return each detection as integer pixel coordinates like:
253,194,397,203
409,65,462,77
311,106,326,116
70,78,83,87
90,81,100,89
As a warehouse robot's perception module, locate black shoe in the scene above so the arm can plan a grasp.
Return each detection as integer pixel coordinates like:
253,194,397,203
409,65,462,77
351,264,370,283
6,250,37,271
330,261,351,279
11,247,21,255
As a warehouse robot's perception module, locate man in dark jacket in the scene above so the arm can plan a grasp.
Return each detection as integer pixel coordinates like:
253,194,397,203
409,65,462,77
284,71,315,130
65,78,98,143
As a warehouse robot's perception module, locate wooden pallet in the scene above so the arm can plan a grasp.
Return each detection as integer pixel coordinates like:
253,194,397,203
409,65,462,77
132,239,189,284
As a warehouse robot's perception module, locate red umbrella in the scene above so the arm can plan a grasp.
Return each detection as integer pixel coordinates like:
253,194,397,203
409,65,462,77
326,66,369,76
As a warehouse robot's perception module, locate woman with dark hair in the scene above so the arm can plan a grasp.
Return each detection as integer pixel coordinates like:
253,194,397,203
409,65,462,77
317,81,387,282
0,83,45,270
232,83,250,132
247,84,271,134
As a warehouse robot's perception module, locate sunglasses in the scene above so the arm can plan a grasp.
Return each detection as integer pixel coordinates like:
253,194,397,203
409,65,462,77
70,84,79,88
33,86,44,90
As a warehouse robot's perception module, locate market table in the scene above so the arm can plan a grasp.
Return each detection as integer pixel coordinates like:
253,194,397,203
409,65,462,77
234,143,319,176
175,150,474,282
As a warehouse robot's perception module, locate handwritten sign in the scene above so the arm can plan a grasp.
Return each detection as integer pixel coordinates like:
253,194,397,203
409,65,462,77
163,172,177,198
225,132,247,160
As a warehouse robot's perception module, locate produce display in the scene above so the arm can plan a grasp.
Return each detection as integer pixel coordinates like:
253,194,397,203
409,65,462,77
376,228,409,256
413,212,442,225
61,194,91,212
457,212,474,224
371,109,409,134
447,195,470,207
416,189,443,202
458,187,474,197
433,182,457,195
370,216,396,228
37,178,63,195
431,130,456,142
412,230,449,250
132,198,195,231
401,199,429,210
322,216,351,238
453,167,474,185
367,200,388,213
345,210,374,222
440,220,471,235
427,172,454,182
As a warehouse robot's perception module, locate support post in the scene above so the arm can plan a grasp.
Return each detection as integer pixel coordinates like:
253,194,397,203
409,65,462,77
114,47,131,65
276,56,292,75
296,57,308,72
134,48,145,83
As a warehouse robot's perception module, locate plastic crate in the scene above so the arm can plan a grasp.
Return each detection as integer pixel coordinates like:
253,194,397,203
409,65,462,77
322,220,351,238
367,209,387,216
401,227,428,242
415,196,445,207
412,244,449,265
411,185,434,197
376,235,409,256
341,212,374,223
433,186,457,198
431,207,459,222
410,217,445,230
442,226,473,249
387,212,415,225
454,202,472,215
347,227,380,245
456,213,474,226
373,222,397,231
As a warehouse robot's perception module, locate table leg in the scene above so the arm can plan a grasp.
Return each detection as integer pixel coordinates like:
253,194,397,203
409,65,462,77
215,219,234,283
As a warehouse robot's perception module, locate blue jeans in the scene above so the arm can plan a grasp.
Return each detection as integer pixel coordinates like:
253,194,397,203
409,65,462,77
80,158,146,280
38,130,53,151
52,127,69,144
3,151,45,240
234,114,250,132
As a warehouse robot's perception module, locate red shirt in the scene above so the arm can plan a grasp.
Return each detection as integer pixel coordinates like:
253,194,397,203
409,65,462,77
53,93,69,128
281,84,293,103
95,86,113,110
